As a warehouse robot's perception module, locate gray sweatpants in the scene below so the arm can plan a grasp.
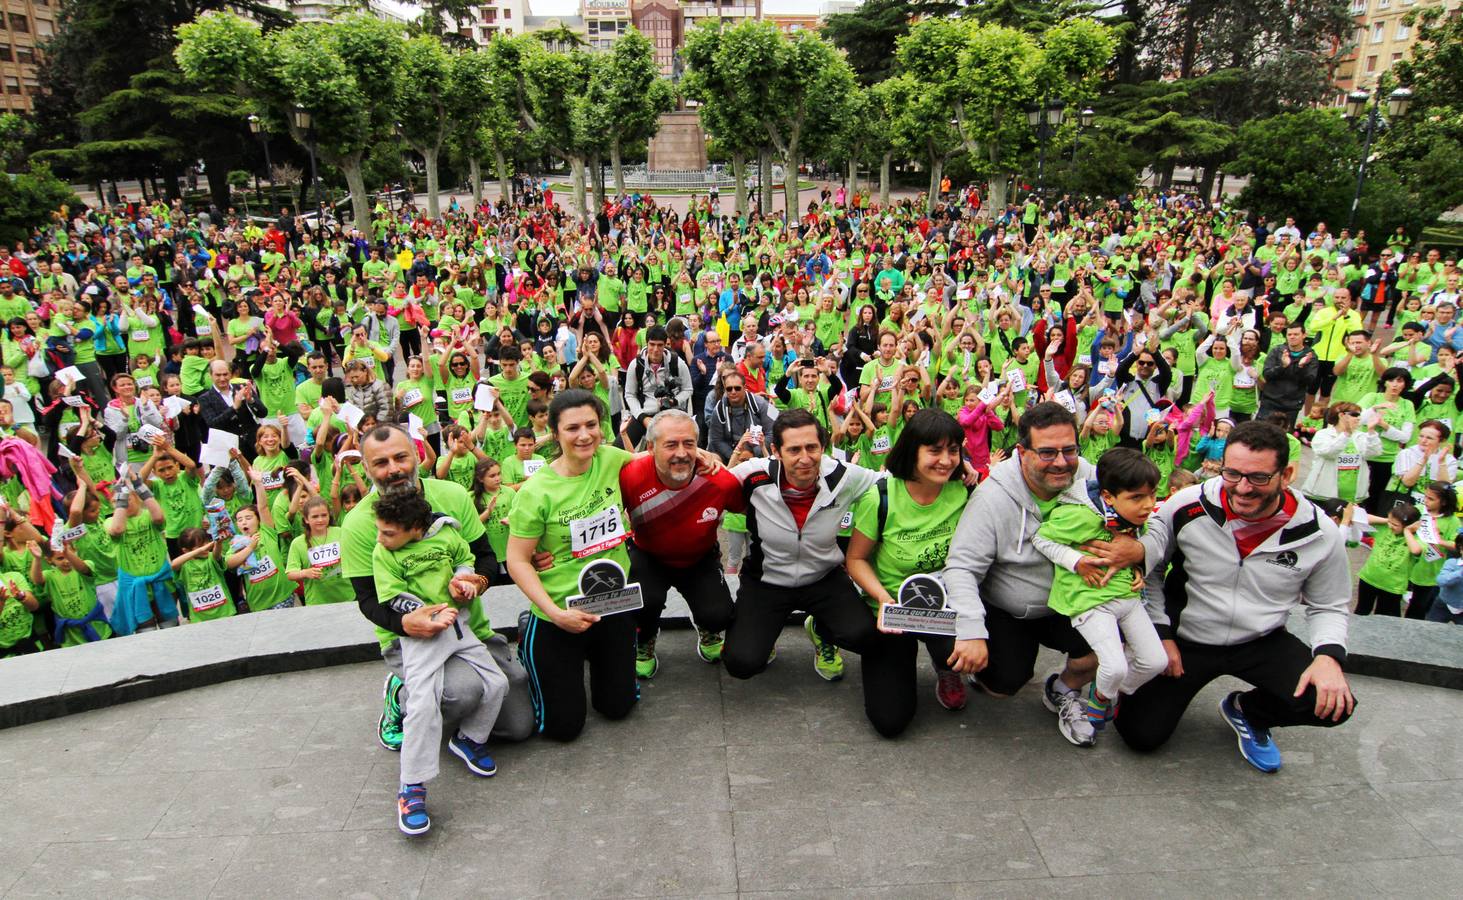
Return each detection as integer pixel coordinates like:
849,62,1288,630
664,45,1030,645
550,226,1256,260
397,625,507,786
384,633,535,742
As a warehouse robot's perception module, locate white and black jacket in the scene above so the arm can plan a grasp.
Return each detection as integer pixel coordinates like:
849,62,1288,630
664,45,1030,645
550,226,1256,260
1137,479,1351,662
732,455,882,589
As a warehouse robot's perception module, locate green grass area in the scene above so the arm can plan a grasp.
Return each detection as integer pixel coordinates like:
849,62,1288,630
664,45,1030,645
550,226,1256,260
546,180,816,196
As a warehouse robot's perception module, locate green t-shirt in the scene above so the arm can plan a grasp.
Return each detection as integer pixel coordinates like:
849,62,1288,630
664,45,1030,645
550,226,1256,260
294,378,324,414
1331,355,1378,406
372,524,491,651
477,487,514,562
151,471,204,539
71,522,118,583
287,527,353,606
445,451,479,492
1359,393,1416,463
178,555,234,622
1357,526,1415,595
1038,502,1144,616
508,444,634,615
341,478,486,584
501,452,546,487
116,511,169,575
181,355,210,396
0,572,34,649
257,358,296,418
1410,514,1460,588
488,371,533,428
39,566,109,647
851,478,966,610
235,525,292,611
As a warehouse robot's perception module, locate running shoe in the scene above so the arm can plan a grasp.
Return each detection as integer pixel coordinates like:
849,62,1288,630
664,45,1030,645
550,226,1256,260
804,616,844,681
1219,691,1282,773
935,669,968,710
447,732,498,777
397,783,430,836
1041,672,1069,714
1056,690,1096,747
635,635,660,679
378,673,405,752
696,628,724,664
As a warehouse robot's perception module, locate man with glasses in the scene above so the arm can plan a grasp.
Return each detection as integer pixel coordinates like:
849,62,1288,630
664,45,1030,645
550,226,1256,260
1114,348,1171,449
1117,421,1355,772
945,403,1148,746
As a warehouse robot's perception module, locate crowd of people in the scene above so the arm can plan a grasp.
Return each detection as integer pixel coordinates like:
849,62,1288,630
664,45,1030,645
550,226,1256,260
0,179,1459,836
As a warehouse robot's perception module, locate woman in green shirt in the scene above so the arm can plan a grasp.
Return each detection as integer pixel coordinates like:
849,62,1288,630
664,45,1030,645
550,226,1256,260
846,409,971,736
1360,367,1417,514
505,390,643,741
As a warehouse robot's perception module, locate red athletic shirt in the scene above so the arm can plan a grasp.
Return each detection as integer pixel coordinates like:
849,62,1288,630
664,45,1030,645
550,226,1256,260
620,456,745,568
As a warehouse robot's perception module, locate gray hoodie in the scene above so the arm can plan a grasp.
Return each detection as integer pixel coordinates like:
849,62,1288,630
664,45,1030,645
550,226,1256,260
943,455,1096,640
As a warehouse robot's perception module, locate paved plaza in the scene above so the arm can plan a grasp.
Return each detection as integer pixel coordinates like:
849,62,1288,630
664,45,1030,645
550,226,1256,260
3,629,1461,899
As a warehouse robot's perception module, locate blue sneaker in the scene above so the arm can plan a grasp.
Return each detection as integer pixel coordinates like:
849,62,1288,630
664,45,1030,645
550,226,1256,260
1219,692,1282,773
448,732,498,777
397,783,430,836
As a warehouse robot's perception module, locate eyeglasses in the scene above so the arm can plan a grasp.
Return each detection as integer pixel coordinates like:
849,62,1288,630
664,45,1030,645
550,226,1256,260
1219,467,1278,486
1024,445,1080,462
1343,411,1361,418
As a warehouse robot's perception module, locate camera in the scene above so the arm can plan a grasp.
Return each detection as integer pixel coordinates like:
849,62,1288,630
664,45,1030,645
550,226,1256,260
655,377,681,401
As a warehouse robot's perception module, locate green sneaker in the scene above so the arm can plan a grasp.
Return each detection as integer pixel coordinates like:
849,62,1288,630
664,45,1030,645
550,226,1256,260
803,616,844,682
378,673,404,752
696,628,724,664
635,635,659,679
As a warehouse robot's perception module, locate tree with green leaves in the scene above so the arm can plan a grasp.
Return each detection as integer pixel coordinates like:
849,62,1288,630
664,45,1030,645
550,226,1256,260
586,28,675,198
883,74,963,211
446,43,521,207
1228,109,1356,230
499,37,600,219
681,22,771,216
176,12,406,233
1100,73,1238,194
1387,6,1463,224
394,35,453,218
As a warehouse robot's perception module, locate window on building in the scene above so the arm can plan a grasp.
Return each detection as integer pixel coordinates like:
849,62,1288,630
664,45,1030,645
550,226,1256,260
9,14,30,33
1377,0,1389,7
16,46,33,64
5,77,21,95
1396,21,1410,40
482,8,495,21
1371,22,1385,42
503,8,510,17
0,45,10,62
1365,54,1378,72
36,18,53,38
22,76,38,92
1391,52,1403,65
1349,0,1365,12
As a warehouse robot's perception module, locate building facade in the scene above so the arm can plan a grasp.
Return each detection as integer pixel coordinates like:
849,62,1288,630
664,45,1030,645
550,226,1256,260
631,0,682,74
0,0,55,114
1332,0,1460,94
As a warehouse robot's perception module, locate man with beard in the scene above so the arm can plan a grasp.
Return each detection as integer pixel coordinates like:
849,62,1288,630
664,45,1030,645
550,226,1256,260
619,409,748,678
944,403,1147,747
341,425,534,751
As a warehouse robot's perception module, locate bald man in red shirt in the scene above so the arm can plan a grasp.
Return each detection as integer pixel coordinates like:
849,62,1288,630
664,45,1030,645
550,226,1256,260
621,409,747,678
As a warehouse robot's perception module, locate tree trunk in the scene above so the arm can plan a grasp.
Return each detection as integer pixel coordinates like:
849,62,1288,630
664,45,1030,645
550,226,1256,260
847,159,857,197
758,148,773,213
1159,160,1175,189
611,140,625,198
783,142,800,221
589,153,606,214
139,176,151,203
493,148,511,209
1214,170,1226,203
422,145,441,219
569,155,589,222
203,154,232,211
879,152,891,207
1196,165,1217,204
341,156,371,234
926,155,943,214
731,152,748,216
468,157,483,208
986,174,1011,215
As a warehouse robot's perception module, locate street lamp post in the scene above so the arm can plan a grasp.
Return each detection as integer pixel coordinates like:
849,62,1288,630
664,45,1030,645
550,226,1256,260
292,106,324,242
247,114,272,208
1025,99,1066,199
1072,107,1095,162
1343,85,1412,233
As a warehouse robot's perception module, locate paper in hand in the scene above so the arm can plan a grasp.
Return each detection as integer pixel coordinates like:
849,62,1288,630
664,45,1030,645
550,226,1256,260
338,403,365,430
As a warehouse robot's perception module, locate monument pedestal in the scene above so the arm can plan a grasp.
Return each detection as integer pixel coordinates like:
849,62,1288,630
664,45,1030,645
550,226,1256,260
648,110,708,171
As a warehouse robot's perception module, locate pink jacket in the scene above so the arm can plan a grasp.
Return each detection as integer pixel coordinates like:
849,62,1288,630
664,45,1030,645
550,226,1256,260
0,437,60,533
957,401,1005,470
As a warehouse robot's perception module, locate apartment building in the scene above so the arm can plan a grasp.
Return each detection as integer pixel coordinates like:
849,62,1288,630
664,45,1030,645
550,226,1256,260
0,0,55,114
1333,0,1460,93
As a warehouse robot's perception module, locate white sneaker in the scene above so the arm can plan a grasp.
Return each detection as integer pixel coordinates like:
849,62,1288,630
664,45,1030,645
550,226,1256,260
1057,691,1096,747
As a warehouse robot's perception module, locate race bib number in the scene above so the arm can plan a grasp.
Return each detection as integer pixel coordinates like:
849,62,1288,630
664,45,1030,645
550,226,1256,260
402,388,424,408
1234,370,1256,389
63,395,84,407
131,329,150,343
197,323,212,336
1418,515,1444,562
260,470,285,490
188,584,227,613
54,524,87,545
1098,360,1116,377
245,555,278,583
878,375,895,392
522,458,544,478
135,376,154,388
1054,390,1078,414
1006,368,1028,393
870,433,892,454
839,510,854,530
570,505,627,558
978,381,1001,405
450,387,472,405
308,541,341,569
1337,453,1361,471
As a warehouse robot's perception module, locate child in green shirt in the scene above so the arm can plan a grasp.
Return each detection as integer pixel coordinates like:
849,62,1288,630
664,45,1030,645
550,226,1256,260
1032,448,1168,743
171,528,235,622
372,490,505,837
1355,504,1424,616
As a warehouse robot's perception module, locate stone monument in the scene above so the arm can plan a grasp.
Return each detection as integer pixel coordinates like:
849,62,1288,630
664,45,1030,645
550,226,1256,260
648,110,708,171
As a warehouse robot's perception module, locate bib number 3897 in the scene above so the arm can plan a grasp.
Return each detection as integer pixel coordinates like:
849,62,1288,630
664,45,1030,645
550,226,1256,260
570,505,626,558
